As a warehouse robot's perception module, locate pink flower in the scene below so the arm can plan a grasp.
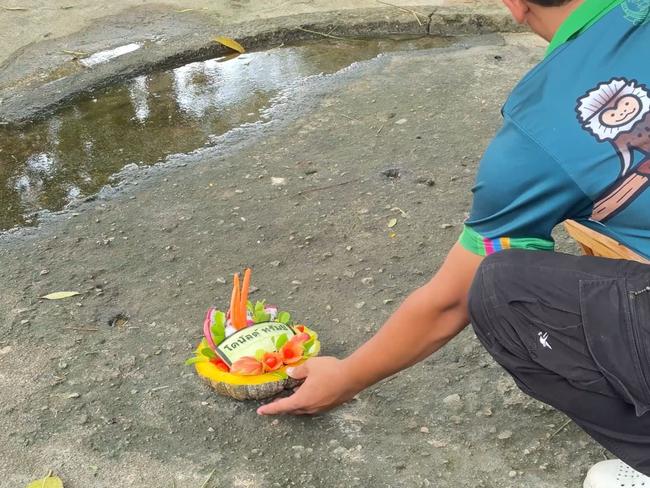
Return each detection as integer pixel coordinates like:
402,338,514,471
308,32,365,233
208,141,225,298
230,356,263,376
203,307,217,350
291,332,311,345
265,305,278,320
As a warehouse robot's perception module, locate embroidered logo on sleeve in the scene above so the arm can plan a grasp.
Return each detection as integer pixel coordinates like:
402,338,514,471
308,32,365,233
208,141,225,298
622,0,650,25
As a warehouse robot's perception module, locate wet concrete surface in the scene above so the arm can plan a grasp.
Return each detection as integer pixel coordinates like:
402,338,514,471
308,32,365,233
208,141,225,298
0,0,501,67
0,34,599,488
0,4,524,125
0,36,453,231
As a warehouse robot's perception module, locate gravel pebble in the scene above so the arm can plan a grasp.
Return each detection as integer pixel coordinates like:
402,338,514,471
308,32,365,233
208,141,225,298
497,430,513,440
442,393,463,410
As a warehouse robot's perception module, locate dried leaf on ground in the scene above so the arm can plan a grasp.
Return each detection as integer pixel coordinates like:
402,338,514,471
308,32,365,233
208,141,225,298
26,473,63,488
40,291,80,300
214,36,245,54
387,218,398,228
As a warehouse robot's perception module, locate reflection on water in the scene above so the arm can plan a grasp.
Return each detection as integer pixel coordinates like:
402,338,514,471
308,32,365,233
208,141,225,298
80,43,143,68
129,76,151,122
0,36,452,231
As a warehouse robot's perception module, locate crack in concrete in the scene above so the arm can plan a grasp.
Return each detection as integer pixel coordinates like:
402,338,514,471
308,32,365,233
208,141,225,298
426,7,438,35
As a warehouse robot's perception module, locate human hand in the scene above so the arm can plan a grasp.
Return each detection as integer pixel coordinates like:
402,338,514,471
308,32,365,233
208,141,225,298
257,356,362,415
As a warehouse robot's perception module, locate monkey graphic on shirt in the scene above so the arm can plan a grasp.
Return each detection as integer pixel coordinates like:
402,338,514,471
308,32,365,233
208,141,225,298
576,78,650,221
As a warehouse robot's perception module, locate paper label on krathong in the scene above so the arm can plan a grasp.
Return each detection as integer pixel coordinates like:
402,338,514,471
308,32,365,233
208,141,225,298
216,322,296,365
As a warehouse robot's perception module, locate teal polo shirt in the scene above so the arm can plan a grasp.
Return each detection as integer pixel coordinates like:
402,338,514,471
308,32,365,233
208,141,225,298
460,0,650,257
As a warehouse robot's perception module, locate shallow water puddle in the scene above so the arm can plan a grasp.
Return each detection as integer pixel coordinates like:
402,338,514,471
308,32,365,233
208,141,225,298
0,36,452,231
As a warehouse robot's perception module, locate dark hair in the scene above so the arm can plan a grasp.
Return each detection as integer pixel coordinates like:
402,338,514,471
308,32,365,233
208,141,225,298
528,0,572,5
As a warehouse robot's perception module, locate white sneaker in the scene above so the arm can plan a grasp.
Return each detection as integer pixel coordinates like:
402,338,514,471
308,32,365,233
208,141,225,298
584,459,650,488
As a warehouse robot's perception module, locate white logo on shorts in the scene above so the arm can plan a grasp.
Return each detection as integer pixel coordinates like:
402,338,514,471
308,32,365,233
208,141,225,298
538,332,552,350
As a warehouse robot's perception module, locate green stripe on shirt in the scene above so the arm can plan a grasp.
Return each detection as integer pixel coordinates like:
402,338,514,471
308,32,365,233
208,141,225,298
458,225,555,256
546,0,624,57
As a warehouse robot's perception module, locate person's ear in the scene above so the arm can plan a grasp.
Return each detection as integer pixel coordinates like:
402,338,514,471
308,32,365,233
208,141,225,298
502,0,530,24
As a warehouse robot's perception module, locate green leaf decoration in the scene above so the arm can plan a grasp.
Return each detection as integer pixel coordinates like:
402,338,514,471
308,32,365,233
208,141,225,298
277,311,291,324
303,337,315,352
275,333,288,350
213,310,225,329
26,472,63,488
305,341,321,357
255,349,265,361
253,300,268,323
246,300,254,313
272,371,289,380
211,310,226,344
253,309,270,323
211,330,225,346
185,356,209,366
201,347,217,359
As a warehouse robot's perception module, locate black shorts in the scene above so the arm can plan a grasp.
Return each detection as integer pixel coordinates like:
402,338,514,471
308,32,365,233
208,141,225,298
469,249,650,474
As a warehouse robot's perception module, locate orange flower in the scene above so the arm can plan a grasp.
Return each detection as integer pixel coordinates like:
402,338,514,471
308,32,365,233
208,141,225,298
295,325,306,333
261,352,284,372
231,356,263,375
280,333,309,364
210,357,230,372
280,340,303,364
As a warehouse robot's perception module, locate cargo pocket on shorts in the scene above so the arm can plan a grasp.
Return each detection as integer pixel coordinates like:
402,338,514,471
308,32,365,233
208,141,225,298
508,296,583,331
580,277,650,416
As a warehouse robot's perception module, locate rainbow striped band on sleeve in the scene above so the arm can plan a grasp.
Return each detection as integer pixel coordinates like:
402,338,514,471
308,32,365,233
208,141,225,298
482,236,511,255
459,225,554,257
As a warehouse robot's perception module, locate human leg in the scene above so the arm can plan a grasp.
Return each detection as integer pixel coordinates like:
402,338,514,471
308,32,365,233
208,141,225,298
468,249,650,474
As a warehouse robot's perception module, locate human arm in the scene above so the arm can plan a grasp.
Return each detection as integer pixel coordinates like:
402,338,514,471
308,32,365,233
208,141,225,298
256,242,483,415
257,118,588,415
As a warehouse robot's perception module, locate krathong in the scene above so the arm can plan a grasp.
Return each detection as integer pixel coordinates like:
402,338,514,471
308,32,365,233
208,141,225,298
186,269,320,400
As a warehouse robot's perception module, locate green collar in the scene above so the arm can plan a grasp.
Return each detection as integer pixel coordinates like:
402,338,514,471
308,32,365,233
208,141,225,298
545,0,624,57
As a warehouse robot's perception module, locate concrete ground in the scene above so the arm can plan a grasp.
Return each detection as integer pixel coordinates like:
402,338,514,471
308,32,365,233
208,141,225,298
0,22,609,487
0,0,500,66
0,1,610,488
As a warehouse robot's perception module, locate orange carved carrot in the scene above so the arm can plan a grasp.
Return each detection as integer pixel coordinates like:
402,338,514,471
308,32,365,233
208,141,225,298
233,273,243,329
230,272,239,328
240,268,252,326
